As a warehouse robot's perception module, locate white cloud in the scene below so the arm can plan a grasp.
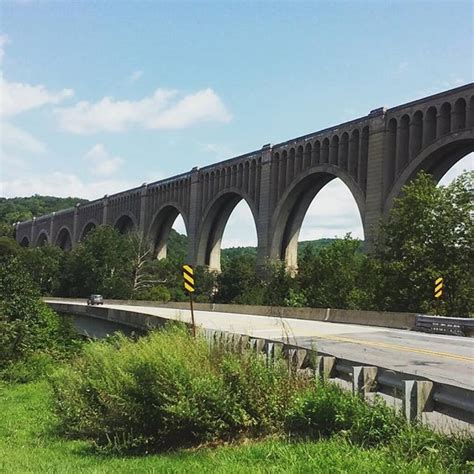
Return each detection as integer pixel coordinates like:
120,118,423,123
129,70,144,83
56,87,232,134
0,76,74,117
201,142,235,160
84,143,123,176
0,171,136,200
1,121,46,154
0,34,9,66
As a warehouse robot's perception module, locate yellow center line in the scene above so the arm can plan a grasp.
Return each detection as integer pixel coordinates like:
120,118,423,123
305,333,474,363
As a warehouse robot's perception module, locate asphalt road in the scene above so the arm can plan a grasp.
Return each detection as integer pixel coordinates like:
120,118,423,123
51,300,474,391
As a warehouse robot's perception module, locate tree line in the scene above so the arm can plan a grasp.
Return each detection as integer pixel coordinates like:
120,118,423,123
1,172,472,317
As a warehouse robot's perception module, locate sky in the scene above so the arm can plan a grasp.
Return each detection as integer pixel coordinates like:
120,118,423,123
1,1,473,247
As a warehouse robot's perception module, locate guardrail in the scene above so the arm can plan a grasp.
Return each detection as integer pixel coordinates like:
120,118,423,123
202,328,474,425
415,314,474,337
48,300,474,425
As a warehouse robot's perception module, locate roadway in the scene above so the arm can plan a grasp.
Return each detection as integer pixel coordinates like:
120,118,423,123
49,300,474,391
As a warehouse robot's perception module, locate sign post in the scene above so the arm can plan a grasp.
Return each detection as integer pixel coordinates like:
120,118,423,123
434,277,443,315
182,264,196,337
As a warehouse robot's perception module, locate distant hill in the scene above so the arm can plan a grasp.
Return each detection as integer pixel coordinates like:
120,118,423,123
0,195,88,227
167,231,349,263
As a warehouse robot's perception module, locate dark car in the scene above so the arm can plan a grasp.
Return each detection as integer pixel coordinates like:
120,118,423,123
87,294,104,305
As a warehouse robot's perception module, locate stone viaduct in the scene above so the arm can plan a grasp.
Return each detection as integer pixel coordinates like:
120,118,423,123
15,84,474,270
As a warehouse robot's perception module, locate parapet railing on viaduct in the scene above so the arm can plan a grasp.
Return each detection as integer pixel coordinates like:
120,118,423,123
16,83,474,270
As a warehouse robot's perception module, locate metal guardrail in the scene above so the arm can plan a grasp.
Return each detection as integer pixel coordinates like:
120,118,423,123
415,314,474,336
202,328,474,425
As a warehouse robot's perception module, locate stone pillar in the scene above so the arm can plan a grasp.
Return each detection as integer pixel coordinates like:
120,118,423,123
139,183,148,234
49,213,55,243
256,144,273,269
186,167,202,265
30,217,36,245
72,204,80,246
102,195,109,225
363,108,387,250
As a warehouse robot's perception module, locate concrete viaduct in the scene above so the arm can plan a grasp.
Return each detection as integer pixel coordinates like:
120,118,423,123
15,84,474,270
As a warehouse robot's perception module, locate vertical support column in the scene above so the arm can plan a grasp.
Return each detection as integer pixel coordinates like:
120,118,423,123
72,205,79,246
139,183,148,234
102,195,109,225
468,96,474,128
186,167,202,265
363,108,387,250
256,144,273,269
49,212,55,243
30,217,36,245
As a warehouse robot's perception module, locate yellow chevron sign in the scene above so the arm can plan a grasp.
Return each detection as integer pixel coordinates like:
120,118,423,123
183,264,195,293
434,277,443,299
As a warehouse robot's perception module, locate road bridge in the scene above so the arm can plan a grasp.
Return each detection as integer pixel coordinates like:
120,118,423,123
47,299,474,392
17,84,474,270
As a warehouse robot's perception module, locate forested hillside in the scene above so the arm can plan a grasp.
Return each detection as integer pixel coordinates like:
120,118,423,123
0,196,87,234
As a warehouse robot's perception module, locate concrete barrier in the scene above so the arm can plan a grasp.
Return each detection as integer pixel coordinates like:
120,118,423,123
45,297,417,330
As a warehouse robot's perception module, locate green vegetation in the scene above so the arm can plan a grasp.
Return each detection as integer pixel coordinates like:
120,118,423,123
0,195,87,237
0,258,81,382
0,250,472,471
3,381,468,474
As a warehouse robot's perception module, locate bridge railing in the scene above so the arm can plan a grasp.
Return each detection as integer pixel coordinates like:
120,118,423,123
202,328,474,425
415,314,474,337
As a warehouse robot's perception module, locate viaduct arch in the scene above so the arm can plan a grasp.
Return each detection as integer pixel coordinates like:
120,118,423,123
15,84,474,269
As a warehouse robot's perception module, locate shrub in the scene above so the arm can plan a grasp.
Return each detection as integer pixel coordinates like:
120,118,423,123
135,285,171,302
0,258,81,379
286,380,405,446
0,352,57,383
50,325,305,453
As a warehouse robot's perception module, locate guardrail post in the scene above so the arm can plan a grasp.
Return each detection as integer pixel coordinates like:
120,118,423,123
250,337,265,354
288,347,308,370
317,356,336,379
265,341,283,365
353,366,378,397
403,380,434,421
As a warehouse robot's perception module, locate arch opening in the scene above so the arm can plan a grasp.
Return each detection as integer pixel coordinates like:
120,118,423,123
36,232,48,247
384,132,474,215
148,205,188,261
20,236,29,248
56,227,73,251
437,153,473,186
197,193,258,272
271,171,365,270
114,214,135,234
80,222,97,241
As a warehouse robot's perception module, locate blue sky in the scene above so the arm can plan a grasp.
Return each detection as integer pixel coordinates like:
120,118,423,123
1,1,473,246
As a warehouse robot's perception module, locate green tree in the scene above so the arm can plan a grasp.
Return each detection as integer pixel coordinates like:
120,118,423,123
60,226,133,298
376,171,473,316
216,254,264,304
0,236,21,259
20,245,65,295
297,235,365,309
0,258,78,370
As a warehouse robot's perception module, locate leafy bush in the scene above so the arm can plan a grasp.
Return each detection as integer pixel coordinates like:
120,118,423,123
286,381,405,446
0,352,57,383
50,325,304,453
135,285,171,302
0,258,82,381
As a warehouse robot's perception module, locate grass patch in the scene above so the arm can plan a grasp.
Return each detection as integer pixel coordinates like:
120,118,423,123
1,380,470,473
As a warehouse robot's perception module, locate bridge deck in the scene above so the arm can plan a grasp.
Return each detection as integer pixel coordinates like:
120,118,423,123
50,300,474,391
